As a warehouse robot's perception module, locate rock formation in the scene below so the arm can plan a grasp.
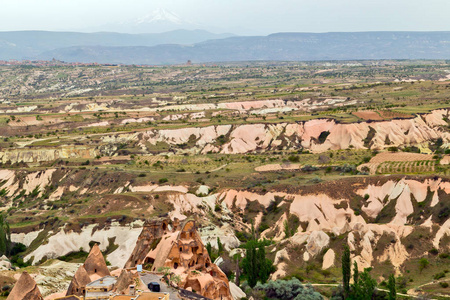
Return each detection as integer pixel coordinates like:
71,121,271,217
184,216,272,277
128,220,232,300
124,218,172,268
66,244,110,296
65,265,91,296
83,244,110,280
101,109,450,155
113,270,137,295
7,271,43,300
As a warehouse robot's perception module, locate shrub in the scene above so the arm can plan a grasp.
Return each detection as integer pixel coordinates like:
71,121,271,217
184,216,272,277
288,155,300,163
255,278,324,300
440,282,449,288
429,248,439,255
434,272,446,280
158,178,168,184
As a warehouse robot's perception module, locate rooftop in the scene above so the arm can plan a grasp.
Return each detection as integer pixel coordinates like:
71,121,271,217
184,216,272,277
86,276,117,287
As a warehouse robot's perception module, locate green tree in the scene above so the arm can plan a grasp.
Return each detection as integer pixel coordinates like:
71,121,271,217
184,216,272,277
243,240,258,287
0,214,11,257
387,274,396,300
206,242,213,259
342,245,351,298
352,261,359,285
242,240,275,287
217,237,224,256
419,258,429,273
352,269,377,300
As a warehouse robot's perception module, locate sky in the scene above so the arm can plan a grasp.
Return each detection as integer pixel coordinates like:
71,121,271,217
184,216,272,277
1,0,450,35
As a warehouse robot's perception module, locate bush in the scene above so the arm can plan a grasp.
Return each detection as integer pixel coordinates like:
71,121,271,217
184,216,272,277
10,243,26,256
439,253,449,259
434,272,446,280
302,165,319,172
288,155,300,163
255,278,324,300
440,282,449,288
158,178,168,184
429,248,439,255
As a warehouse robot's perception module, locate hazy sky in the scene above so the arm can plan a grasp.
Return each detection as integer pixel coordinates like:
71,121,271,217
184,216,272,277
1,0,450,35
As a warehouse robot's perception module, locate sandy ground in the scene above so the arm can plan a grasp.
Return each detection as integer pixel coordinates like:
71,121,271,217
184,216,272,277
353,110,383,121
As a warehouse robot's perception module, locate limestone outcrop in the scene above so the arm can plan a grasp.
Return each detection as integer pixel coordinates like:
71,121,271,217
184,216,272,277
7,271,43,300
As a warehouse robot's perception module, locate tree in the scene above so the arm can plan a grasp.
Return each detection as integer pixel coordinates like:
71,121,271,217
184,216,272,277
0,214,11,257
352,261,359,285
419,258,429,273
342,246,351,298
233,253,241,286
387,274,396,300
243,240,258,287
206,242,213,259
217,237,224,256
242,240,275,287
353,269,377,300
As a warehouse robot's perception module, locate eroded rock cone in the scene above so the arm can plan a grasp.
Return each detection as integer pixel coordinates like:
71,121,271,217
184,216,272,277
83,243,110,280
113,269,135,295
7,271,43,300
66,265,91,296
66,244,111,296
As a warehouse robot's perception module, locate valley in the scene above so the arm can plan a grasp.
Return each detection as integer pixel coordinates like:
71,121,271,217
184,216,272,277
0,60,449,300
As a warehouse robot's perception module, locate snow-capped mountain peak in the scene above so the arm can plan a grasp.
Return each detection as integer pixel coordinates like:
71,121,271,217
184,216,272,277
136,8,186,25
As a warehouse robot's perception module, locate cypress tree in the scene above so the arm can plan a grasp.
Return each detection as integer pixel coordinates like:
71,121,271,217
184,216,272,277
388,274,396,300
342,245,351,298
0,214,11,257
353,261,359,285
243,240,258,287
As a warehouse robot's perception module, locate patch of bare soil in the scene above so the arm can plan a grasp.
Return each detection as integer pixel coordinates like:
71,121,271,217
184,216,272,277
353,110,383,121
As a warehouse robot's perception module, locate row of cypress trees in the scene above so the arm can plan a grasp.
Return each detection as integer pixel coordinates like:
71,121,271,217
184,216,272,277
0,214,11,257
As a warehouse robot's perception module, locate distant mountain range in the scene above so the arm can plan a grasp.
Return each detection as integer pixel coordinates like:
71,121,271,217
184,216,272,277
2,31,450,65
0,30,234,60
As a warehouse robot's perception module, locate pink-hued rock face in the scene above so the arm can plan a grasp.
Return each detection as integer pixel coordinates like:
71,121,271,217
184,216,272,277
102,109,450,155
357,178,450,223
127,219,232,300
7,272,43,300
